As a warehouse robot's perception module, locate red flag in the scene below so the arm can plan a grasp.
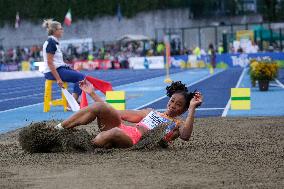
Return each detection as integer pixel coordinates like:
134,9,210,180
64,9,72,26
80,91,88,109
86,76,113,94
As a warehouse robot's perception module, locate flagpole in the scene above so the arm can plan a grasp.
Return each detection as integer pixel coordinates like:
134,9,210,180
117,4,122,22
15,12,20,29
164,39,172,84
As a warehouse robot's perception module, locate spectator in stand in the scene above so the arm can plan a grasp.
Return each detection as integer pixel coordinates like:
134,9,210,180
118,52,129,69
237,47,243,53
193,46,201,58
42,19,85,104
218,43,224,54
156,43,165,56
0,46,4,64
208,43,216,69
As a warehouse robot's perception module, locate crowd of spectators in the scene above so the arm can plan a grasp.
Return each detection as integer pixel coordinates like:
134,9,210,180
0,38,190,67
0,45,41,65
2,37,280,71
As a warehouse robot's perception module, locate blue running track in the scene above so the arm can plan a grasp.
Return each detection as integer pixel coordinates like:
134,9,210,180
142,68,243,117
0,69,184,111
0,68,283,133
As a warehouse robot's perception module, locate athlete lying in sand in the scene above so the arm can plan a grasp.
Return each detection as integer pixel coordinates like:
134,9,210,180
54,80,203,148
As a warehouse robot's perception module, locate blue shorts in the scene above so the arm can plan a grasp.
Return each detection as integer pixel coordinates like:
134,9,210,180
44,66,85,95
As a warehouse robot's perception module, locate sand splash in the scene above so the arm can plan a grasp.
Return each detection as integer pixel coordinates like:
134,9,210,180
131,122,170,150
18,121,171,153
19,121,94,153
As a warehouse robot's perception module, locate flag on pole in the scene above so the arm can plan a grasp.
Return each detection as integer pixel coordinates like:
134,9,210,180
117,4,122,22
80,76,113,109
64,9,72,26
15,12,20,29
80,91,88,109
164,41,172,83
86,76,113,94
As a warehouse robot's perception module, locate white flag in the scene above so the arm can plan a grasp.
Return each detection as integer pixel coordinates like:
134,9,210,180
15,12,20,29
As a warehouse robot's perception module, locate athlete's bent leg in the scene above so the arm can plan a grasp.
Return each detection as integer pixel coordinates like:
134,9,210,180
92,128,133,148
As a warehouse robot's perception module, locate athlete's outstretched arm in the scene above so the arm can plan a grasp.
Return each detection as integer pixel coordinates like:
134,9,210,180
79,80,104,102
79,80,152,123
179,92,203,141
118,108,152,123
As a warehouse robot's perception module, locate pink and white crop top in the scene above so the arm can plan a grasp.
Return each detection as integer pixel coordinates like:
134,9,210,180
136,111,180,141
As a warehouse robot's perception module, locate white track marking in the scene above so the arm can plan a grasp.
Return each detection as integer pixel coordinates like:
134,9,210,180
222,68,247,117
275,79,284,88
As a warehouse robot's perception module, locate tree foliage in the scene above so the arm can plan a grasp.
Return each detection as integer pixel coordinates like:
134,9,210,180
0,0,282,26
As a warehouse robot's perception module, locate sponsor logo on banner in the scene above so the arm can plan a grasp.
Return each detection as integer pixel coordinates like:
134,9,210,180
0,63,19,71
129,56,164,69
231,54,250,67
73,60,111,70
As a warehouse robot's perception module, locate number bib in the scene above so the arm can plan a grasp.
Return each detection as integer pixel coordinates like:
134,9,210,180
138,111,176,134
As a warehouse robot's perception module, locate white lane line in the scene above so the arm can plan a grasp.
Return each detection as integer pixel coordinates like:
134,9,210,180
0,89,61,103
221,68,247,117
1,88,44,95
0,93,43,103
0,84,44,92
115,69,200,89
0,102,43,113
235,68,246,88
135,69,226,110
156,108,225,112
275,79,284,88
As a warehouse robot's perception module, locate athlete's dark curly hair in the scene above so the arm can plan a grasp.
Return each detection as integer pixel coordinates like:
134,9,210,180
166,81,197,111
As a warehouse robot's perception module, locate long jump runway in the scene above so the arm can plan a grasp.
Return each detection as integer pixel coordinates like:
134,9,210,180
0,68,247,133
0,69,184,111
141,68,243,118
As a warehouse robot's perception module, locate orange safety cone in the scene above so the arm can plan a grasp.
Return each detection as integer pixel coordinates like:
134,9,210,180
86,76,113,94
80,91,88,109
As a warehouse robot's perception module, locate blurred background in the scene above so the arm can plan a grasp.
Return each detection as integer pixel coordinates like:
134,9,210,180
0,0,284,71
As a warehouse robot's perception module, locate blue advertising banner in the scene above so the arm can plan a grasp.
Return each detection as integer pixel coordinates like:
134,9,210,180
0,63,19,71
172,52,284,68
216,52,284,67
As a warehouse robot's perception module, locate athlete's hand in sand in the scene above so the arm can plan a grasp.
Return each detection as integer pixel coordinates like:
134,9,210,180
79,79,95,95
189,92,203,109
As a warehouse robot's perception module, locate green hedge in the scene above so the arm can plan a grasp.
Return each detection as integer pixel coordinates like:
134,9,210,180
3,0,282,26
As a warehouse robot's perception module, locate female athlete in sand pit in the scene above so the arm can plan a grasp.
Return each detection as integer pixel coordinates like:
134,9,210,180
54,80,203,148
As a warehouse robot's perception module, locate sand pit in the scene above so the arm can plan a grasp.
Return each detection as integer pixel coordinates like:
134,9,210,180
18,121,169,153
0,117,284,188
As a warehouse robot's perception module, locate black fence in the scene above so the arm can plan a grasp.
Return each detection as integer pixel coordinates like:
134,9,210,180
155,22,284,53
